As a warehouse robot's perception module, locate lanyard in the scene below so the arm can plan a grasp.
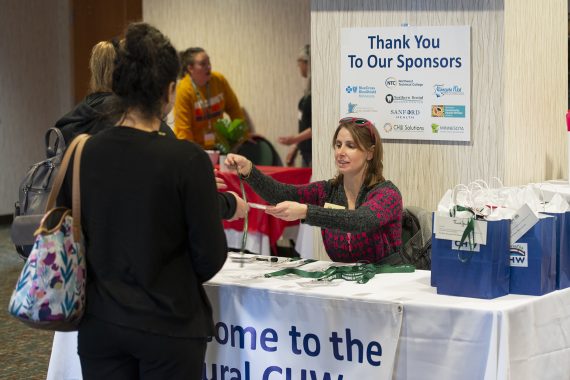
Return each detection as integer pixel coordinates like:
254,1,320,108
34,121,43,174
449,205,477,262
264,263,415,284
237,169,248,267
191,79,212,127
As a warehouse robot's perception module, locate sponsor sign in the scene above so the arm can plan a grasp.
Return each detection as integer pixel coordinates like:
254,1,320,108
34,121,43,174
340,26,471,141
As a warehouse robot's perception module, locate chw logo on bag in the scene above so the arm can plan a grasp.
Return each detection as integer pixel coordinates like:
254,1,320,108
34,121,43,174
510,243,528,267
451,240,480,252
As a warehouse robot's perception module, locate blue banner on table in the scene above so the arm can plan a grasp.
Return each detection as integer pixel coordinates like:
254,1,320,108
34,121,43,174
432,219,510,299
509,215,556,296
543,212,570,289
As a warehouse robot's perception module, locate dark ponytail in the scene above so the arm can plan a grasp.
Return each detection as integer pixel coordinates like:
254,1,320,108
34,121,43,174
111,22,180,120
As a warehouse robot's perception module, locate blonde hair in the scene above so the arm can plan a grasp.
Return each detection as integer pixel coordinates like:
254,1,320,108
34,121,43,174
89,41,116,93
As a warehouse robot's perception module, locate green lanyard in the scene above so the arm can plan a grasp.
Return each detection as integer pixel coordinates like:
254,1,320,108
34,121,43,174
191,79,211,123
235,169,248,267
449,205,477,262
264,263,415,284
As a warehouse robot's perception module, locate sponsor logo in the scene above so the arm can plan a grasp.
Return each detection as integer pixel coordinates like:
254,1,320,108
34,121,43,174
383,123,393,133
348,102,357,113
390,109,421,120
431,124,464,134
385,94,423,104
510,243,528,267
347,103,377,114
398,79,424,87
385,77,424,88
451,241,480,252
431,105,466,118
358,85,377,94
345,85,377,98
385,77,397,88
391,123,424,132
433,84,464,98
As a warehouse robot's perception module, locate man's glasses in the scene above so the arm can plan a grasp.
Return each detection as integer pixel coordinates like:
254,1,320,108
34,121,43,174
194,59,211,68
339,117,376,144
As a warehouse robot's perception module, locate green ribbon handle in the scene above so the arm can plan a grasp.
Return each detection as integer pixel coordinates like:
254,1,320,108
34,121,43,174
450,205,477,262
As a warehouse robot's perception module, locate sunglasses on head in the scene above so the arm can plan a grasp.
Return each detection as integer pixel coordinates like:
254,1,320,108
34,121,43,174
339,117,376,144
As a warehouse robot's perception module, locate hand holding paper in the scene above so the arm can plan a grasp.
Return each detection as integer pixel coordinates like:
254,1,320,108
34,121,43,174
265,201,308,221
248,202,268,210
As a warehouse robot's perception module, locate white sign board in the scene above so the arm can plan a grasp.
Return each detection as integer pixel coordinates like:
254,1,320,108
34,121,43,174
340,26,471,141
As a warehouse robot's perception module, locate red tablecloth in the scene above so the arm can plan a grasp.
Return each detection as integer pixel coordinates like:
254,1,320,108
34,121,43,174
217,166,312,253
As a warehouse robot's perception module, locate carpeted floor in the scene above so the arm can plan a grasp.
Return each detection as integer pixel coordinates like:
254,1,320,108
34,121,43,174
0,224,54,379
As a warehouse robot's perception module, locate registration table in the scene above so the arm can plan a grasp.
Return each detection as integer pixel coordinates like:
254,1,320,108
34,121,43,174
48,257,570,380
218,166,312,255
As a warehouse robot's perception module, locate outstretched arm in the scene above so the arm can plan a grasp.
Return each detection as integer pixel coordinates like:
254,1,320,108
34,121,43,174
304,186,402,233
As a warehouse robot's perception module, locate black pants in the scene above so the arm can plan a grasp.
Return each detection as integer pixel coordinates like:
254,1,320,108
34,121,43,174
78,315,207,380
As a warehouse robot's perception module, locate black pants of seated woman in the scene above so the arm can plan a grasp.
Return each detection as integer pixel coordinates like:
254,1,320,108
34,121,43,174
78,316,207,380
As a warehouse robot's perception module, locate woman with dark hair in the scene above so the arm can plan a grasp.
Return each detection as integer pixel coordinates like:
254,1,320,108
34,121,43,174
63,23,227,379
226,117,402,264
174,47,245,149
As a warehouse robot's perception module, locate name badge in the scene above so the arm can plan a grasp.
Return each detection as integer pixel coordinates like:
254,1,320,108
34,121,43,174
324,202,345,210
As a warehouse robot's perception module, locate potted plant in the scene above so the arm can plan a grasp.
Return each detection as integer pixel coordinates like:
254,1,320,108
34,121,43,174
214,118,249,155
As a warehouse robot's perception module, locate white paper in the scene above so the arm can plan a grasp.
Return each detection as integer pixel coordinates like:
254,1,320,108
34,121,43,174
434,213,488,245
510,204,539,244
248,202,268,210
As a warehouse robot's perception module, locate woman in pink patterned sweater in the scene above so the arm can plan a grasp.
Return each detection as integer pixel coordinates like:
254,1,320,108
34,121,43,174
225,117,402,263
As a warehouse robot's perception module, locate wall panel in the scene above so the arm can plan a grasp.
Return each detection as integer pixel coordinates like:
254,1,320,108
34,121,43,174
504,0,567,184
0,0,72,215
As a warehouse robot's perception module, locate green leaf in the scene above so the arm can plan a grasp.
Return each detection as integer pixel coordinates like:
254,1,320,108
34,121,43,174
213,117,249,152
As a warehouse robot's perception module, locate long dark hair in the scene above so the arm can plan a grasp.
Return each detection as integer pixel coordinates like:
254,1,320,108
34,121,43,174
110,22,180,121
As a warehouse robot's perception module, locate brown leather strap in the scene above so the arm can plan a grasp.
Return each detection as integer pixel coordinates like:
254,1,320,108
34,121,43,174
71,135,89,239
45,134,89,212
43,133,90,239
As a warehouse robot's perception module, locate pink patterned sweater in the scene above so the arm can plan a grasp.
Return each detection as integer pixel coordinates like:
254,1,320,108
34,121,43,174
246,167,402,263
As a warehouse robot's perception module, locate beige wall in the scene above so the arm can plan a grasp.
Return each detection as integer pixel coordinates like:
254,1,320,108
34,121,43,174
143,0,311,161
504,0,568,184
311,0,567,260
0,0,72,215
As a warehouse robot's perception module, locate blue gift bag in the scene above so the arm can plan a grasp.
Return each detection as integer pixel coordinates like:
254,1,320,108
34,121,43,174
543,212,570,289
430,213,438,287
509,215,556,296
432,219,510,299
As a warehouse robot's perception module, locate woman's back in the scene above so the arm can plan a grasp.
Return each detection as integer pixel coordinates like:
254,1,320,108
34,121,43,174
63,23,227,378
79,126,226,337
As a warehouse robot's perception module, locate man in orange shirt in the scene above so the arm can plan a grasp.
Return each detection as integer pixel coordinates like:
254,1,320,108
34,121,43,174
174,47,245,149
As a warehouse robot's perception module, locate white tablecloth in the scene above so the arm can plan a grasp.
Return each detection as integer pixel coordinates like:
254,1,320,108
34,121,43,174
48,258,570,380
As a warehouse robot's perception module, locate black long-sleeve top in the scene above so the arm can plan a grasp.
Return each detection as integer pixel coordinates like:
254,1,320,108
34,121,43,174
63,126,227,337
